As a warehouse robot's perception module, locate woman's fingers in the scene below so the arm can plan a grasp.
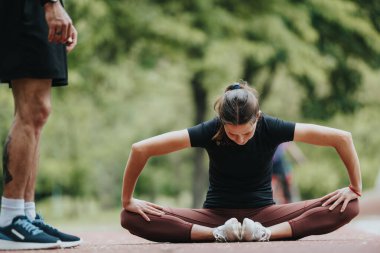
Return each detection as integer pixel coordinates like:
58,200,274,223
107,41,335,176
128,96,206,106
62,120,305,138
321,190,338,202
322,193,339,207
136,203,165,222
126,199,165,222
138,210,150,222
145,205,165,215
340,198,351,213
329,195,344,211
147,202,164,210
322,187,358,212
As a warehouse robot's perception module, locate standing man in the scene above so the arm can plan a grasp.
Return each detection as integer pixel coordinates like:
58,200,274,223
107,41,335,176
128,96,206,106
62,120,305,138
0,0,81,250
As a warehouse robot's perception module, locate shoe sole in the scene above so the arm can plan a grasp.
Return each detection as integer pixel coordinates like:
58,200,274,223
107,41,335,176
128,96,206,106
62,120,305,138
0,239,60,250
60,239,83,248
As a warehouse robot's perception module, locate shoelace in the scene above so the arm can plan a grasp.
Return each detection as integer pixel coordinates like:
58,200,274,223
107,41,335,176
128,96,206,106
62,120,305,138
213,228,227,242
214,233,227,242
257,226,270,242
15,218,43,236
34,219,59,233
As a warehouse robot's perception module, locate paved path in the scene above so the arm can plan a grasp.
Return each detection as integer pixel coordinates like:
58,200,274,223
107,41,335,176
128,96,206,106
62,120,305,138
5,218,379,253
3,193,380,253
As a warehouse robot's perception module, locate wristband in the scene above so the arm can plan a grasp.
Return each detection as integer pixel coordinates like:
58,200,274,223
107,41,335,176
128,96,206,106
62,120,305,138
348,185,362,197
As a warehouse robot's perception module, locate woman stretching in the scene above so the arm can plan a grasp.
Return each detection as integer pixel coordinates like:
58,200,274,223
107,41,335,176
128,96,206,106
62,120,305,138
120,81,361,243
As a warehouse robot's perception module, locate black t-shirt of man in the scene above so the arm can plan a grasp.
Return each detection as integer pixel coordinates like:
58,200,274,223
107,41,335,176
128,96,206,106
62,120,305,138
187,113,296,208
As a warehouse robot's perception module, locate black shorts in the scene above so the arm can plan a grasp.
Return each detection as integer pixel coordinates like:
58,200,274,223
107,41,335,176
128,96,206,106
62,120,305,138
0,0,68,87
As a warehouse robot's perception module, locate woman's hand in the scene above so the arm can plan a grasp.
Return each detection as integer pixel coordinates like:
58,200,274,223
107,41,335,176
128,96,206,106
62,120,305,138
123,198,165,221
321,187,360,212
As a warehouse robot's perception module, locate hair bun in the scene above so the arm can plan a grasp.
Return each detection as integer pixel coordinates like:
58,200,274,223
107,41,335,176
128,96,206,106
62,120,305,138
226,83,241,92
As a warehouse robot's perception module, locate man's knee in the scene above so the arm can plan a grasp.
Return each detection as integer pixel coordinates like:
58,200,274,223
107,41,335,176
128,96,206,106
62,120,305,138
32,100,51,128
12,79,52,129
16,97,52,130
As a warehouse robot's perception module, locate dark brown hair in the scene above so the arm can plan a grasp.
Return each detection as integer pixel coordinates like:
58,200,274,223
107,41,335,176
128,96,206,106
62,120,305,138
212,80,260,143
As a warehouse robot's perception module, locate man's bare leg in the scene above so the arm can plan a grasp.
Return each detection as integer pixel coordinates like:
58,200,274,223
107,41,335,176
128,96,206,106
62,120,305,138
1,79,51,226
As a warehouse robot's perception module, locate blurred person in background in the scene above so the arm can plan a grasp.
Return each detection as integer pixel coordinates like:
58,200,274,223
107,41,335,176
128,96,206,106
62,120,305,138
272,142,306,204
120,80,362,243
0,0,80,250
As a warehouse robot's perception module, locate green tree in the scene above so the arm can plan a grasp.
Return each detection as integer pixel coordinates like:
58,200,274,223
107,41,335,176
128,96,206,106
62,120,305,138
63,0,380,207
2,0,379,208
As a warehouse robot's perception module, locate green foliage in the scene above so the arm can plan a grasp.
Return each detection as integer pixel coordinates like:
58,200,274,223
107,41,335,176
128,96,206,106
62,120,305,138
1,0,380,208
295,104,380,199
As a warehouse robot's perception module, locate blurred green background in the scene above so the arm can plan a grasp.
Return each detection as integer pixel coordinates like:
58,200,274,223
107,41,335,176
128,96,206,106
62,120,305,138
1,0,380,224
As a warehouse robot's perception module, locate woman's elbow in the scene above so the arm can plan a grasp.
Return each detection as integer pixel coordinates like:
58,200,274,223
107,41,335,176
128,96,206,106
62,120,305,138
335,131,353,148
131,142,151,159
342,131,353,143
131,143,144,155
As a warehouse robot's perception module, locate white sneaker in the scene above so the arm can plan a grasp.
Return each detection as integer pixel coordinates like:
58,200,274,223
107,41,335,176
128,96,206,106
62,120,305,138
241,218,271,242
212,218,242,242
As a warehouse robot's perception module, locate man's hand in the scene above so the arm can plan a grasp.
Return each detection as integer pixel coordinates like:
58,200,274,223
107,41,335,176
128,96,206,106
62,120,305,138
65,26,77,52
44,2,77,51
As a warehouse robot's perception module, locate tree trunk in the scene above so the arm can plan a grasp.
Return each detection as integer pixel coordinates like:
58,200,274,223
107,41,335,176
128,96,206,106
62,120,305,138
190,71,208,208
243,58,278,103
260,61,277,103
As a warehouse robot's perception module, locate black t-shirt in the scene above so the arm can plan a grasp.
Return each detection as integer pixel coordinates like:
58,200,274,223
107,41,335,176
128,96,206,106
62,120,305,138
187,113,296,208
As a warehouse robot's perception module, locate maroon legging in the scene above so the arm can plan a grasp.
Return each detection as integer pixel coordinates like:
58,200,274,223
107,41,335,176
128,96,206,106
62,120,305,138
121,198,359,242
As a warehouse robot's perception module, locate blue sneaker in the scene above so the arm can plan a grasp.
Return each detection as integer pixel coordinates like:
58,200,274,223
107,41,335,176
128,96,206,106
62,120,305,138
0,215,60,250
0,230,12,241
33,214,82,248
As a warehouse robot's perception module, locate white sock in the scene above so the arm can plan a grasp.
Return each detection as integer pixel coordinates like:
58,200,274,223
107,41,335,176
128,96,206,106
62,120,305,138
0,196,25,227
24,201,36,221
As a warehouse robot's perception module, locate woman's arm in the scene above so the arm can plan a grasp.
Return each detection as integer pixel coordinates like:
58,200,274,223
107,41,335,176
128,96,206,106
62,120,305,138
294,123,362,212
122,129,191,220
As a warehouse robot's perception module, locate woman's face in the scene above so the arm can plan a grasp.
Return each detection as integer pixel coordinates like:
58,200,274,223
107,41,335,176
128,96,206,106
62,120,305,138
224,121,257,145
